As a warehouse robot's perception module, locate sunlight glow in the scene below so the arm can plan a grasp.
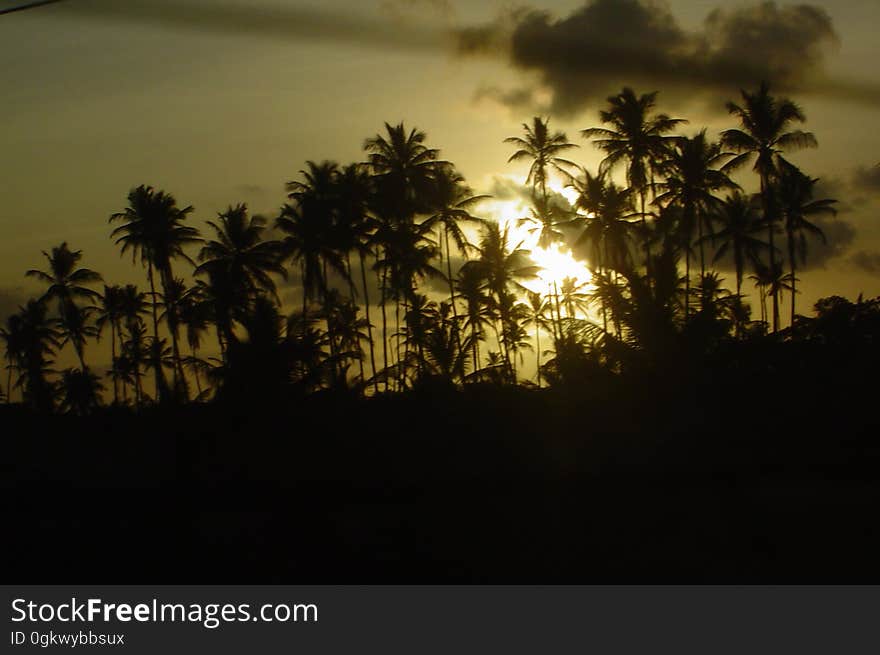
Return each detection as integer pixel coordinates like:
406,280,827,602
480,180,594,301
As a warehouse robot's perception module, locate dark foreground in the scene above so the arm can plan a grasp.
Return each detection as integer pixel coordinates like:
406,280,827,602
2,364,878,583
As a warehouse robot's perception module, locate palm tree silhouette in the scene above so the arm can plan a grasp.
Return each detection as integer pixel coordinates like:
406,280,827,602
721,82,817,332
505,117,576,336
775,161,836,326
505,117,578,207
654,131,736,316
582,88,685,266
456,260,493,375
110,185,200,401
26,242,102,369
95,285,127,404
9,300,60,412
522,290,551,385
58,367,104,416
709,193,769,333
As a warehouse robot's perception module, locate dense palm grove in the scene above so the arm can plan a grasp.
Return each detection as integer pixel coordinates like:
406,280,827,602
2,83,878,414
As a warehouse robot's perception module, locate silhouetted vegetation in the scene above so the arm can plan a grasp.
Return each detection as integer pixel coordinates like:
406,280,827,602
3,84,879,581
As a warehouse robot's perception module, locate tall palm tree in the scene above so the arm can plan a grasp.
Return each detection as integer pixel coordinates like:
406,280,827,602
505,117,576,336
334,162,380,391
775,161,836,326
197,204,287,300
505,116,578,206
423,166,486,348
570,171,639,332
26,242,102,369
10,300,60,413
471,222,540,378
279,162,348,314
721,82,817,332
456,260,493,375
95,285,127,404
709,193,769,300
364,122,444,223
178,284,212,397
522,290,551,385
110,185,200,400
654,131,737,315
582,88,685,265
119,284,150,406
0,313,25,404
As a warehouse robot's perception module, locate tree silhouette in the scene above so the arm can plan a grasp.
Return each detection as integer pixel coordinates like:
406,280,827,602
654,131,736,316
775,161,836,326
110,185,200,401
721,82,817,332
26,242,101,369
582,88,685,266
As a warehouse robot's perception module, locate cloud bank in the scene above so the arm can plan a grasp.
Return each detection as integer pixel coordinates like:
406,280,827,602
457,0,879,116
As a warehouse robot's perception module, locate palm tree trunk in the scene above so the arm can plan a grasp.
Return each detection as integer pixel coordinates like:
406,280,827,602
146,261,164,402
534,322,541,386
379,267,389,392
761,176,779,333
444,228,465,358
345,252,365,386
110,322,119,404
359,252,379,395
788,229,797,329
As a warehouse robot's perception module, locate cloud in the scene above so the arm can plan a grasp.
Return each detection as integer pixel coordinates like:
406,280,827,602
58,0,449,53
455,0,879,117
849,250,880,276
801,213,857,271
852,165,880,195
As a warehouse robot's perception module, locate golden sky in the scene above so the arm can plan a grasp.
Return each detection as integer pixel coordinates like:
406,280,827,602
2,0,879,324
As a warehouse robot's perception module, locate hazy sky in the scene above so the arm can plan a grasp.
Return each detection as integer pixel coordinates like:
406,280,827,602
2,0,879,324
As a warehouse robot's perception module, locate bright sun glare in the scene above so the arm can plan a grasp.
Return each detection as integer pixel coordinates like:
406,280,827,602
481,181,594,300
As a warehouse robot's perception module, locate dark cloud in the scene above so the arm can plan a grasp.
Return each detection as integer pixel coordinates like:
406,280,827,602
849,250,880,276
455,0,877,116
852,165,880,195
801,213,857,271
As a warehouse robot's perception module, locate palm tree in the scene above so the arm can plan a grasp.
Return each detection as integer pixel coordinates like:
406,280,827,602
58,367,104,416
0,313,25,404
522,290,551,385
423,166,486,357
197,204,287,300
569,171,639,332
95,285,127,404
654,131,737,315
279,162,348,314
110,185,200,400
471,222,540,378
709,193,769,301
118,285,150,406
335,163,380,391
364,122,444,223
26,242,102,369
456,260,493,375
775,161,836,326
178,284,212,397
582,88,685,264
505,116,578,206
750,262,795,330
721,82,817,332
505,117,576,335
57,303,98,372
10,300,60,412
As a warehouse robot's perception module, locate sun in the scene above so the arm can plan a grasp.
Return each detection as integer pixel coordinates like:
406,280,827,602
479,181,594,300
